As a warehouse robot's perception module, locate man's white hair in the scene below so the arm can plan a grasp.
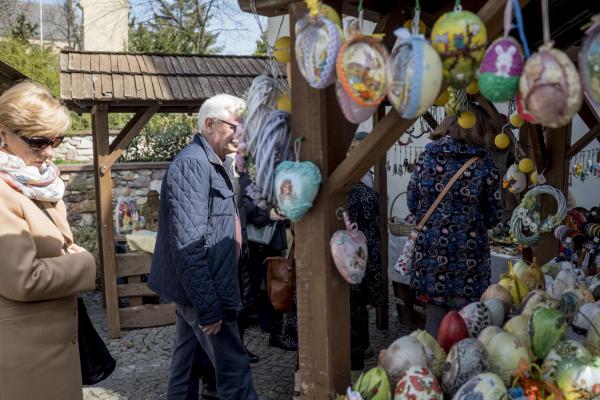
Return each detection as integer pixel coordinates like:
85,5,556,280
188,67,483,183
197,94,246,133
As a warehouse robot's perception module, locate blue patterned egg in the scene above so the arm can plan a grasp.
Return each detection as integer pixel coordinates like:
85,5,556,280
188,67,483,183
452,373,507,400
443,338,490,396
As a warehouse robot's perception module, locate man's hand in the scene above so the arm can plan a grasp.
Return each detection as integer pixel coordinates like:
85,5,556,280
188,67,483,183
200,320,222,335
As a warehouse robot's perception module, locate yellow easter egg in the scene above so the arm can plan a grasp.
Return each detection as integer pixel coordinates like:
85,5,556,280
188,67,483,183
466,80,479,94
510,112,524,128
530,171,538,185
274,36,291,63
518,158,535,174
403,19,427,35
458,111,476,129
276,94,291,112
434,90,449,106
319,4,342,28
494,133,510,150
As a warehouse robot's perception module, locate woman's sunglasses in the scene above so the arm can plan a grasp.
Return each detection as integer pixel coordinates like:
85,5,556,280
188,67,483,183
21,136,65,151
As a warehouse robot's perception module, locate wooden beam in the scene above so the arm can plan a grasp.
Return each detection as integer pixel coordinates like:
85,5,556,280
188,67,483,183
91,104,121,338
524,123,547,171
101,105,159,176
328,111,411,195
373,107,389,331
119,303,176,329
566,123,600,159
290,2,354,398
537,124,572,264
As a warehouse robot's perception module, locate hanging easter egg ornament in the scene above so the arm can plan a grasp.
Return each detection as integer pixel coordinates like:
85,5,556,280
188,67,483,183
478,0,526,103
579,15,600,106
386,8,443,119
274,138,322,223
431,2,488,89
330,211,368,284
335,79,377,124
518,158,534,174
519,0,582,128
318,3,342,28
295,2,342,89
274,36,291,63
458,110,476,129
337,34,389,108
509,112,524,127
503,164,526,194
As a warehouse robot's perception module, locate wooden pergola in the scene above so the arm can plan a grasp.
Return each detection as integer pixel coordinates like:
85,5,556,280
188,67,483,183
59,50,285,338
242,0,600,398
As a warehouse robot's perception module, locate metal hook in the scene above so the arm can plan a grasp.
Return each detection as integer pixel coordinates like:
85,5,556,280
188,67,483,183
335,207,345,221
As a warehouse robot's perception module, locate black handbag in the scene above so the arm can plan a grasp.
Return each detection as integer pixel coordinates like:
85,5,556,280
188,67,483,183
78,297,116,385
33,201,116,385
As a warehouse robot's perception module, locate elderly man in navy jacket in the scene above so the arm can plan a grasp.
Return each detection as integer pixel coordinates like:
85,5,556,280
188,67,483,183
149,94,257,400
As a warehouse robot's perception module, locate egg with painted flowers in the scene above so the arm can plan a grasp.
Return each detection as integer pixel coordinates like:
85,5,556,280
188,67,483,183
541,339,591,381
395,366,443,400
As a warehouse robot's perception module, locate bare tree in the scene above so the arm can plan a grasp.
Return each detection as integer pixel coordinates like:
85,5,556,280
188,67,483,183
44,0,83,49
0,0,19,34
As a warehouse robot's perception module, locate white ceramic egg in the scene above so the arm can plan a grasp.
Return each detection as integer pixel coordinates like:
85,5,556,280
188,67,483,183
477,326,503,349
483,299,505,327
451,373,507,400
503,164,527,194
573,303,600,334
459,301,492,338
410,330,447,378
549,269,577,300
541,340,591,381
487,331,532,385
442,338,490,396
378,335,428,386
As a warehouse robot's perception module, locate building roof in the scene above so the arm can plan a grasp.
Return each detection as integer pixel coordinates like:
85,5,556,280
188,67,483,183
0,59,29,94
60,50,286,113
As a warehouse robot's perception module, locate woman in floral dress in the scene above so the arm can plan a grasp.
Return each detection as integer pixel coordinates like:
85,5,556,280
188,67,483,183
407,109,502,336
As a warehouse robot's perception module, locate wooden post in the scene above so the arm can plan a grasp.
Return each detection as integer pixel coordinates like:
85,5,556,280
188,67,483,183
374,107,388,331
537,124,572,264
290,2,355,397
92,104,121,338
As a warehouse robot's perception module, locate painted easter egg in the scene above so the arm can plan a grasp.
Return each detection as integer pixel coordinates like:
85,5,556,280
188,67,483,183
330,216,368,284
586,312,600,356
337,34,389,108
477,326,503,349
295,15,342,89
431,9,488,89
578,19,600,106
452,373,507,400
519,45,583,128
555,356,600,400
483,299,505,327
386,28,443,118
459,301,492,337
410,330,447,378
442,338,490,396
479,37,525,102
573,302,600,335
274,160,321,223
504,314,533,358
519,290,558,317
352,367,391,400
395,366,443,400
481,284,512,315
437,311,470,353
378,336,428,386
529,307,568,360
335,79,377,124
487,331,532,385
541,340,591,381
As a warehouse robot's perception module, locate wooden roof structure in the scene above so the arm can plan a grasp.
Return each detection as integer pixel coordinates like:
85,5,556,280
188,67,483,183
0,59,28,94
60,50,284,112
240,1,600,399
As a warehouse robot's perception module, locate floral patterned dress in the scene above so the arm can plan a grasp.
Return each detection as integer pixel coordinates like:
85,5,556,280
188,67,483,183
407,136,502,307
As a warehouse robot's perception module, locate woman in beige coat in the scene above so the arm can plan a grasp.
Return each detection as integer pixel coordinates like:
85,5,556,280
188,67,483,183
0,81,97,400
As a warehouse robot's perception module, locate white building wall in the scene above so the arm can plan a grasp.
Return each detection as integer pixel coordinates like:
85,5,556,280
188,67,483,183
80,0,129,52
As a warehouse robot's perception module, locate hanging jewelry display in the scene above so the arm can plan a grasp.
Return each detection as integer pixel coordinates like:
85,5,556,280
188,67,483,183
518,0,583,128
431,0,488,89
478,0,526,103
579,15,600,106
294,1,343,89
510,185,567,247
386,1,443,119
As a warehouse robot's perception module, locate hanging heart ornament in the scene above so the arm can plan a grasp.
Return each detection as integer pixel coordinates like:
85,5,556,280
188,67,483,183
274,160,321,223
330,212,368,284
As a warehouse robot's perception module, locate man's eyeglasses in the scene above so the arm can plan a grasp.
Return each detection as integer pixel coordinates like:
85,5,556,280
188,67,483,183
20,136,65,151
216,119,239,132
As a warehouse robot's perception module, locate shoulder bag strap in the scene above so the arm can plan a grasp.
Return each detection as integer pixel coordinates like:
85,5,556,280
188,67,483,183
415,156,480,231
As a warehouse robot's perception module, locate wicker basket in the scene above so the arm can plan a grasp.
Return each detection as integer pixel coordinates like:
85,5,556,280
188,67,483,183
388,191,415,237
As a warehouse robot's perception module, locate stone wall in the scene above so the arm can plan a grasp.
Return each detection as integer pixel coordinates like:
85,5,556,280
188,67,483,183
60,162,168,227
55,133,118,162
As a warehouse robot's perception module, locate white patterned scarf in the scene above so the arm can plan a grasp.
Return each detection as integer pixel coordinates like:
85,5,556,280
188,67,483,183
0,151,65,201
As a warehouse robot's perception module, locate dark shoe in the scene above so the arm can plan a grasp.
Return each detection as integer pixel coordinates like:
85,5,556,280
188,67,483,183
269,334,298,351
246,348,259,364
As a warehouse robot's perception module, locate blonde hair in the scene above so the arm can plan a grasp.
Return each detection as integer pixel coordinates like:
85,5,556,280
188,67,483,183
0,81,71,138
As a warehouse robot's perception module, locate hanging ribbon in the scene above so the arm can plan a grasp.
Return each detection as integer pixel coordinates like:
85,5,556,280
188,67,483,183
294,136,303,162
503,0,513,37
512,0,531,57
541,0,551,44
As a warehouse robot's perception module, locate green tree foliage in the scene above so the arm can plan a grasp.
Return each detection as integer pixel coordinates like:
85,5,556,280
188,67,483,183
129,0,222,54
10,13,38,42
0,38,58,95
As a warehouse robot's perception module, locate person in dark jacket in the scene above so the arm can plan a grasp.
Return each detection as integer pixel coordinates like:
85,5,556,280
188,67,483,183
148,94,258,400
407,108,502,337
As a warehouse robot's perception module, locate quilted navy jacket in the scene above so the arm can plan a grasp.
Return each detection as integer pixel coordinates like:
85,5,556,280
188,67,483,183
148,134,241,325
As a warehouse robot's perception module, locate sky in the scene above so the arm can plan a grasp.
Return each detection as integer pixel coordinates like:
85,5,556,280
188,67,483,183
37,0,266,55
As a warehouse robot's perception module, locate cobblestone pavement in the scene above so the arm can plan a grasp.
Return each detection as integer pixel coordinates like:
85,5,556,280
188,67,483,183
82,288,409,400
